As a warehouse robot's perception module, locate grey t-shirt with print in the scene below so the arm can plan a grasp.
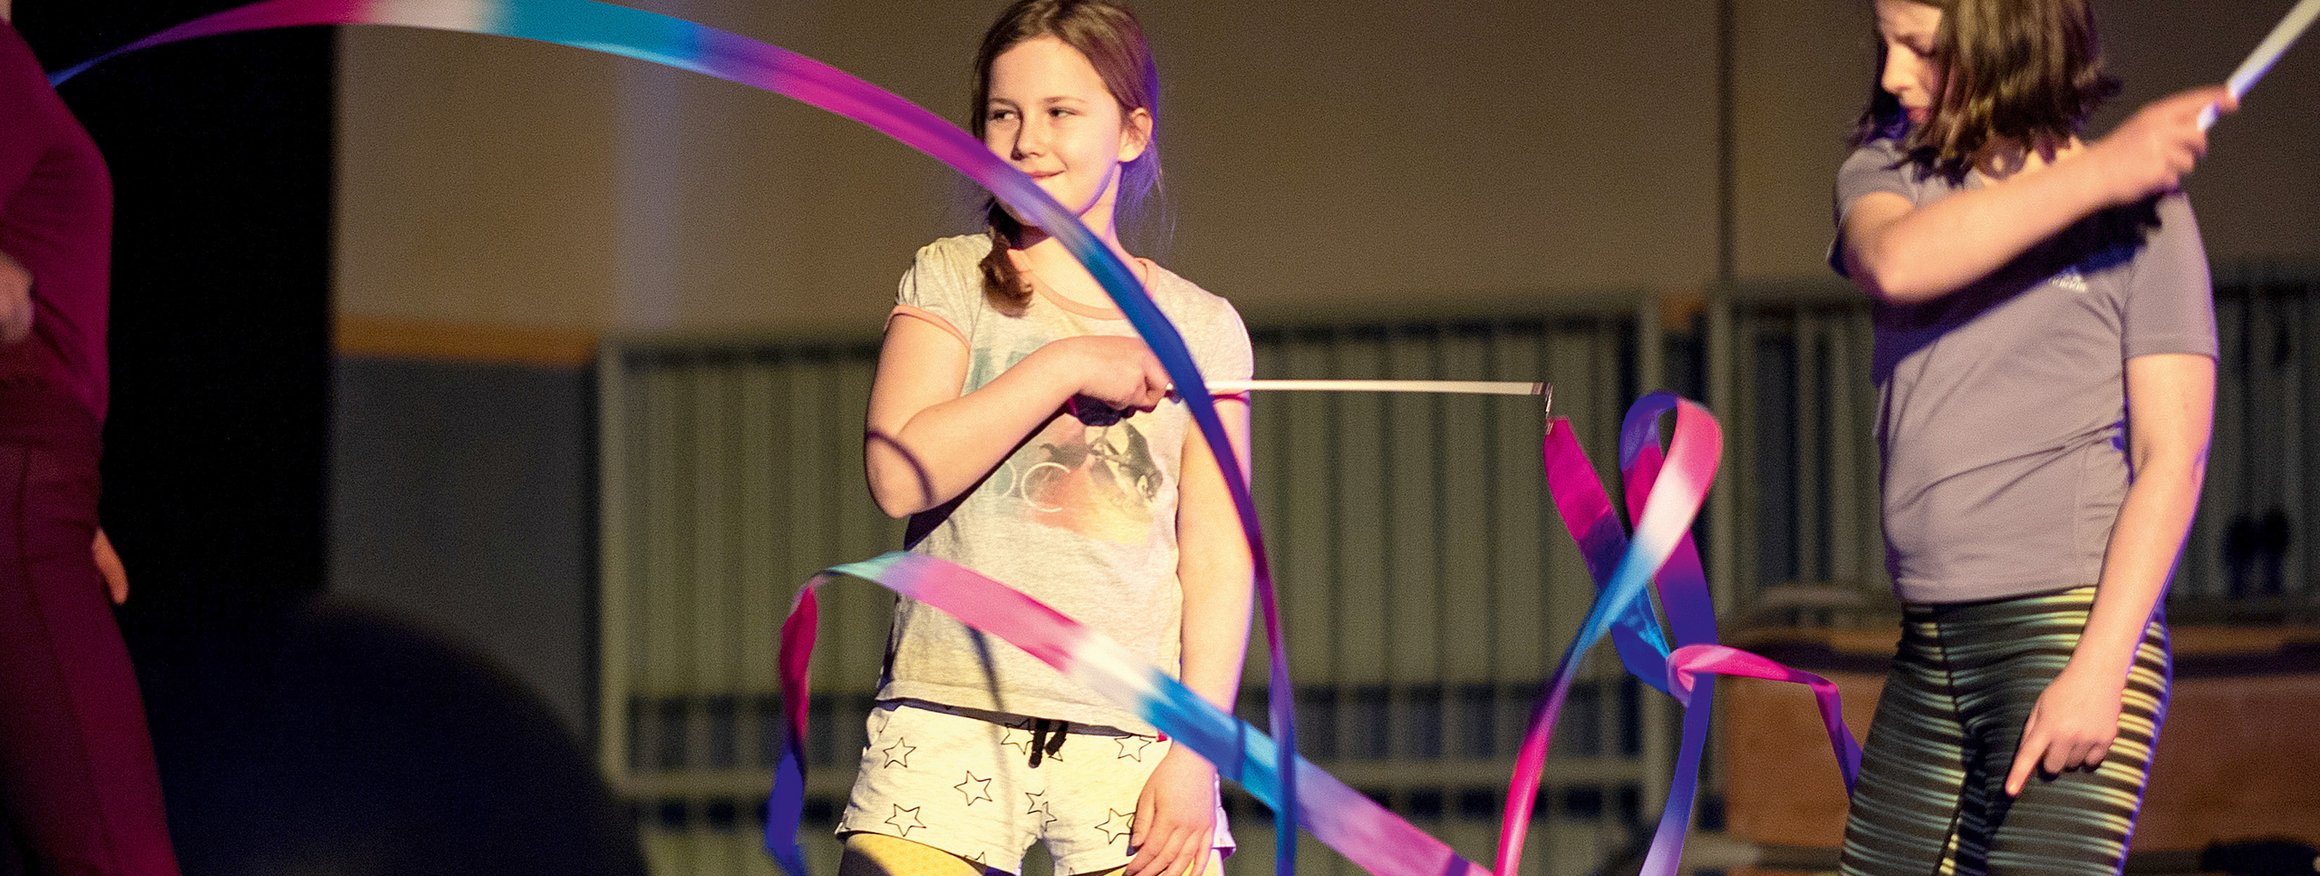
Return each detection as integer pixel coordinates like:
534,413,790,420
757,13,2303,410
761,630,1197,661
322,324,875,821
1834,138,2217,605
878,234,1253,732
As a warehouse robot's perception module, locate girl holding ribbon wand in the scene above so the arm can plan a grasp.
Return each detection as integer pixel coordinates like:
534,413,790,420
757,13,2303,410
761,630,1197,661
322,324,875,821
850,3,1252,876
1832,1,2235,873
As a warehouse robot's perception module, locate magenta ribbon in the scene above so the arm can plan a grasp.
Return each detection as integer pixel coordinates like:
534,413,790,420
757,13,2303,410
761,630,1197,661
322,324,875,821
56,2,1302,870
779,394,1862,876
61,5,1863,873
1515,393,1862,876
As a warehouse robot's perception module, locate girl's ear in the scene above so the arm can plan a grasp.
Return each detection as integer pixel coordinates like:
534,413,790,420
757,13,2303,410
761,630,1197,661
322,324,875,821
1118,107,1154,163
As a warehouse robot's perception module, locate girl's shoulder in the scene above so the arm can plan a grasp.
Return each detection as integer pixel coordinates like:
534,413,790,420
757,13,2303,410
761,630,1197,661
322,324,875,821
912,234,997,273
1141,260,1229,309
1143,261,1244,324
1840,137,1921,177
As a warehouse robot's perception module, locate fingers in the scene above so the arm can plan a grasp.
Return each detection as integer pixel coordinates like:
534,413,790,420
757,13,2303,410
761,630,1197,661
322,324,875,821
1125,809,1213,876
2007,725,2118,797
2179,84,2238,117
2041,734,2073,777
2085,733,2114,769
1126,789,1159,873
1137,355,1172,411
2005,713,2045,797
93,529,128,605
1080,349,1171,415
0,252,31,346
1154,823,1213,876
1147,825,1205,876
1133,830,1186,876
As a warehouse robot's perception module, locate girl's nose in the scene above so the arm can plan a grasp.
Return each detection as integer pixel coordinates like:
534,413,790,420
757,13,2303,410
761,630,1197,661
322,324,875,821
1013,119,1049,160
1880,48,1916,100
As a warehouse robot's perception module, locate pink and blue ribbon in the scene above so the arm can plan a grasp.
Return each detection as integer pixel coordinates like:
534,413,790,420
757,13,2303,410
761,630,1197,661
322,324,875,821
62,5,1863,873
1516,394,1861,876
56,1,1302,870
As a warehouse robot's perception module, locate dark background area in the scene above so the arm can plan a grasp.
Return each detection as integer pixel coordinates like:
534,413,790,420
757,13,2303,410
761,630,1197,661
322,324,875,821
8,6,641,873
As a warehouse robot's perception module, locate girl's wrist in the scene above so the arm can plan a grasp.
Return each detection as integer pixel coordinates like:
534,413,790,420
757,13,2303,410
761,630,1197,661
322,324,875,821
2061,651,2134,687
1022,339,1089,400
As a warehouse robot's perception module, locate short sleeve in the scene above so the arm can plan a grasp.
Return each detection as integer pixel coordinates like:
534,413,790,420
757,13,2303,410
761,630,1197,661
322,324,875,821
890,237,985,345
1829,139,1916,276
1203,298,1255,385
2120,194,2218,361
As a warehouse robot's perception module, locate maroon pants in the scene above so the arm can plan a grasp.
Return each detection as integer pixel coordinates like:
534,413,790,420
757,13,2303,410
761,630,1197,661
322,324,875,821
0,442,179,875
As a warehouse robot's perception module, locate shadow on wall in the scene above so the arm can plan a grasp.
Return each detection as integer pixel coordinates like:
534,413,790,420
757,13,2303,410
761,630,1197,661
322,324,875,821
2,597,645,876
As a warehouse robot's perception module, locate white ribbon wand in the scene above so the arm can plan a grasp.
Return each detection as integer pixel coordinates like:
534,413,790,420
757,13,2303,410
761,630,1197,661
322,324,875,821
2200,0,2320,129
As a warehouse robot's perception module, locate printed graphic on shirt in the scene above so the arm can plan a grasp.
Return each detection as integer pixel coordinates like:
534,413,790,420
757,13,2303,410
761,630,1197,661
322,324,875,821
978,345,1167,545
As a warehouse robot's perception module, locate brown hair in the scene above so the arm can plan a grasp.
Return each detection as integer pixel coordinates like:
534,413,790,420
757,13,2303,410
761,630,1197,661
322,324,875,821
969,0,1161,315
1856,0,2120,178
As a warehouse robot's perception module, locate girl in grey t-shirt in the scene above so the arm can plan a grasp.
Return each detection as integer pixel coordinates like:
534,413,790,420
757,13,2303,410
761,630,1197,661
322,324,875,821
1831,1,2230,873
847,4,1253,876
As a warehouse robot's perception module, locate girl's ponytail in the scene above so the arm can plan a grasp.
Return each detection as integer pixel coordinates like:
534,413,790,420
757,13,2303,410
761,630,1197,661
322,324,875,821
978,209,1033,316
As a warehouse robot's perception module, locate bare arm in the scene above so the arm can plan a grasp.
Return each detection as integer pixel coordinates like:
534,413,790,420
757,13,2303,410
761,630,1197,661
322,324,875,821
1842,86,2233,305
1172,397,1256,710
1129,395,1254,876
862,315,1170,518
2082,353,2212,678
2005,352,2213,795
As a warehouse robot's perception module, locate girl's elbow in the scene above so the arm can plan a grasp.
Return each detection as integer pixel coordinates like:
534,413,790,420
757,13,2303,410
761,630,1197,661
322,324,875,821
865,467,931,519
1852,250,1937,305
2131,445,2210,487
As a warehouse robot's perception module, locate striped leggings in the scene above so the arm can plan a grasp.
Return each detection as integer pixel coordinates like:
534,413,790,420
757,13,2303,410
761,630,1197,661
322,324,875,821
1838,587,2170,876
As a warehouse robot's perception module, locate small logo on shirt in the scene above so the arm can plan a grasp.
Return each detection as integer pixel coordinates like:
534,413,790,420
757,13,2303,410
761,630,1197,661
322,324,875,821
2049,267,2089,294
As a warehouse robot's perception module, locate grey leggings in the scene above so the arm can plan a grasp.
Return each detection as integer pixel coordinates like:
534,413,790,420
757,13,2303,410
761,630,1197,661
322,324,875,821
1838,587,2169,876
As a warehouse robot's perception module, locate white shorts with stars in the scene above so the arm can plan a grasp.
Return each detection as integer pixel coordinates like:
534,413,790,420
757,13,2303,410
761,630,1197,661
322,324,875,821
838,699,1234,875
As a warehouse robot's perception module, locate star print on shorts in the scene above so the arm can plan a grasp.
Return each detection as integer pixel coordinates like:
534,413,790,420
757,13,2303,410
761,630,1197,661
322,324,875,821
1095,809,1135,844
956,771,995,807
1115,736,1156,762
882,738,917,768
1025,790,1061,831
840,701,1232,875
885,804,927,838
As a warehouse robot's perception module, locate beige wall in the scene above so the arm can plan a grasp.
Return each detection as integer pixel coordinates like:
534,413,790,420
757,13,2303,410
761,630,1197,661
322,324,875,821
337,1,2320,339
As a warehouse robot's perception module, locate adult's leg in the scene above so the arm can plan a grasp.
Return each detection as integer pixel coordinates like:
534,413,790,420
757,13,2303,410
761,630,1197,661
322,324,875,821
0,445,180,875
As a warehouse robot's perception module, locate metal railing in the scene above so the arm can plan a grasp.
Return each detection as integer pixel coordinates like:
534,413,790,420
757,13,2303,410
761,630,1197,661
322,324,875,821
597,270,2320,875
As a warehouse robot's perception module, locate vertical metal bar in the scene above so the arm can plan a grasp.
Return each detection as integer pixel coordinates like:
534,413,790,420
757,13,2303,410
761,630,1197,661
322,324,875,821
2302,279,2320,602
1705,292,1741,615
1793,312,1824,585
597,343,637,789
737,365,779,699
1387,332,1441,690
1638,290,1669,394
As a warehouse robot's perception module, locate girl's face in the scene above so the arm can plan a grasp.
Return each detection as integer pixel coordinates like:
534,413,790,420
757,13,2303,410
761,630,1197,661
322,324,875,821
982,35,1151,234
1875,0,1945,126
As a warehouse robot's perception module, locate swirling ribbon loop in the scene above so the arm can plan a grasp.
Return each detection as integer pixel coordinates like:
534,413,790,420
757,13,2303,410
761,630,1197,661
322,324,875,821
63,6,1864,873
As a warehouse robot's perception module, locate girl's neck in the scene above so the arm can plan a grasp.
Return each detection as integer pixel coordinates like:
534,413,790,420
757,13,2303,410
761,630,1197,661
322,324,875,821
1010,228,1143,311
1014,224,1135,268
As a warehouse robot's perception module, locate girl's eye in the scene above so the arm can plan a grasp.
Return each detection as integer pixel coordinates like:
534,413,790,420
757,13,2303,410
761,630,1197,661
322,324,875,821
988,109,1016,123
1048,108,1075,119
